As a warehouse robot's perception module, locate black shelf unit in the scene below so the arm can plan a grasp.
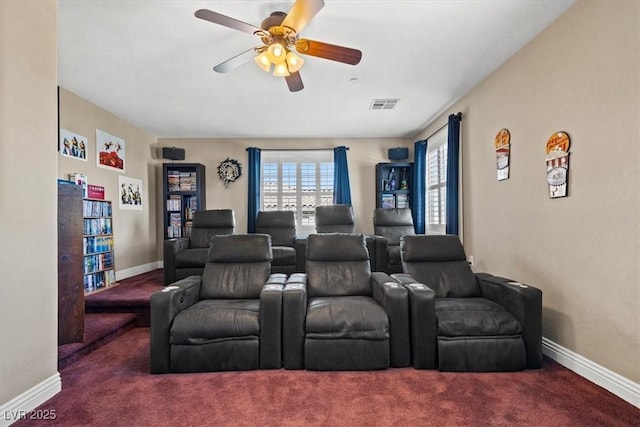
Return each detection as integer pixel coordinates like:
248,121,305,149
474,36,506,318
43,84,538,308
162,163,206,239
376,162,413,209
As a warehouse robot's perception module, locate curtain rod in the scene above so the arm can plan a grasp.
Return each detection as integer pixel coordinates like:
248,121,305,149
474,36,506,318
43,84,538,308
246,147,348,152
423,112,463,141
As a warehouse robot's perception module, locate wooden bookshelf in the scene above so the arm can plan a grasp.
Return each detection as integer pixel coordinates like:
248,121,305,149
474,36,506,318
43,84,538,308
376,162,413,209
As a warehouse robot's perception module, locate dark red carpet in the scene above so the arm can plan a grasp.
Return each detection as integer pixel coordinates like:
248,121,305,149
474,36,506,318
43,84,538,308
20,328,640,426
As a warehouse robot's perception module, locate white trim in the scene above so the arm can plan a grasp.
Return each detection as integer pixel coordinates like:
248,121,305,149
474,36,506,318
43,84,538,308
115,261,162,281
0,373,61,427
542,337,640,408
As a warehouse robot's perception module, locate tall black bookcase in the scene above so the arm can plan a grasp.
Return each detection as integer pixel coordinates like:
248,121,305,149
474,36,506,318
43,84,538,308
162,163,206,239
376,162,413,209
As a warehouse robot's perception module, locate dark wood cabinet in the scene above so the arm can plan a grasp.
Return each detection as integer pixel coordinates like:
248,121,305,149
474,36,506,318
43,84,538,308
162,163,206,239
376,162,413,209
58,180,84,344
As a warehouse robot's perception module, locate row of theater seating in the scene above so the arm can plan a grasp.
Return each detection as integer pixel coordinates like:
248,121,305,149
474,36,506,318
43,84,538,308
151,232,542,374
163,205,415,286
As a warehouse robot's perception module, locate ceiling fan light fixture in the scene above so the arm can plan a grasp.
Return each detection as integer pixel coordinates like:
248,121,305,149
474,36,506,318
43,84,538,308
285,51,304,73
254,51,272,72
273,62,290,77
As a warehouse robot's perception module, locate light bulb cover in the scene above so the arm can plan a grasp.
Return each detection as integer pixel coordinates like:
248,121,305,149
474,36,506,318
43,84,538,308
254,51,271,72
267,42,287,64
285,51,304,73
273,62,290,77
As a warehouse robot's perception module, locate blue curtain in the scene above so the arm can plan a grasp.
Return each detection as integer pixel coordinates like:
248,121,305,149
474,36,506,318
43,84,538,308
445,113,461,235
333,146,352,205
246,147,261,233
411,140,427,234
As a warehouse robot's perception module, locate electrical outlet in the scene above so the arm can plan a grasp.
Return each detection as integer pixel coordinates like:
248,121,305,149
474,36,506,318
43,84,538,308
468,255,474,266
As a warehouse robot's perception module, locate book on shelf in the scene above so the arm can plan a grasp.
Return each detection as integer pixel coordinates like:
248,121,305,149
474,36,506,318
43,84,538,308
167,195,181,211
396,193,410,209
381,193,395,209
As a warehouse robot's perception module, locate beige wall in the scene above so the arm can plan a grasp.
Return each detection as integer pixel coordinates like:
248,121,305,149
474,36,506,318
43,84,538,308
0,0,59,406
58,88,160,272
416,0,640,382
157,138,411,242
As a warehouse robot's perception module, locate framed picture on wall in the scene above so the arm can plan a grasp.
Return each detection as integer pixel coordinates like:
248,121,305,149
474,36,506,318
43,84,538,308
119,175,143,210
96,129,125,173
59,129,88,161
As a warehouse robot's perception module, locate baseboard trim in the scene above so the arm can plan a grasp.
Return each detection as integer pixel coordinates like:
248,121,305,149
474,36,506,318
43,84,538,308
0,373,61,427
116,261,162,281
542,337,640,408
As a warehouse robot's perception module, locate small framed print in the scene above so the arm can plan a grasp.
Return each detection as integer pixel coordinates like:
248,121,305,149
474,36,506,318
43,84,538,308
495,128,510,181
96,129,125,173
546,131,571,198
60,129,88,161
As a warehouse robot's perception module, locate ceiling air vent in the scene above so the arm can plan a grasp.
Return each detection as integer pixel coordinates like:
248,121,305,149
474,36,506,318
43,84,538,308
370,99,399,110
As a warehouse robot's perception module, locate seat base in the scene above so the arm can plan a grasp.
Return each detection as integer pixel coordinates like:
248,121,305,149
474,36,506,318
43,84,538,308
437,335,526,372
305,338,389,370
170,339,259,372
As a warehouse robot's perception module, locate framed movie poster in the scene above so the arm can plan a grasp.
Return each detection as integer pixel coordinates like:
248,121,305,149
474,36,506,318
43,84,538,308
546,131,571,198
60,129,88,161
96,129,125,173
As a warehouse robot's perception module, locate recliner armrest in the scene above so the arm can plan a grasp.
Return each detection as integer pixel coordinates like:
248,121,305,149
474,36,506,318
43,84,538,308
366,235,388,273
391,273,437,369
282,273,307,369
294,237,307,273
371,272,410,367
150,275,202,374
163,237,190,285
259,274,286,369
475,272,543,369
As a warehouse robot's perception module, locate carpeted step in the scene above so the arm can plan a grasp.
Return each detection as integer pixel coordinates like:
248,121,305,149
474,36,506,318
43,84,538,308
58,312,136,370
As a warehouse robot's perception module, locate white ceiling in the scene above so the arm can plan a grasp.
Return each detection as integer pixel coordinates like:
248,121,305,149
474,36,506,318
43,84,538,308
57,0,575,140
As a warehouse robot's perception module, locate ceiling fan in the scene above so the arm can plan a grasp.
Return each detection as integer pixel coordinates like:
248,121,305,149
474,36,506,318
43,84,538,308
194,0,362,92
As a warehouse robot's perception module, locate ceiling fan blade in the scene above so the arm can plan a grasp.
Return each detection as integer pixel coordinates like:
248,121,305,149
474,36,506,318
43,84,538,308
282,0,325,34
194,9,261,35
296,39,362,65
285,72,304,92
213,48,257,73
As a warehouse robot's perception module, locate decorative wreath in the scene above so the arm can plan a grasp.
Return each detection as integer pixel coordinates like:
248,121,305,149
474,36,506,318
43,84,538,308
217,158,242,188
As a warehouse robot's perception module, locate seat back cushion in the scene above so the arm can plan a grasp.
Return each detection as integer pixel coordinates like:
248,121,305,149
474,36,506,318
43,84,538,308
255,211,296,247
200,234,272,299
373,208,416,246
315,205,356,233
190,209,236,248
400,234,480,298
305,233,371,297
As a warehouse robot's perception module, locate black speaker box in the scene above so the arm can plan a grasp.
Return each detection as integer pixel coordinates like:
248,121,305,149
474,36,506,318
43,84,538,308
388,147,409,161
162,147,185,161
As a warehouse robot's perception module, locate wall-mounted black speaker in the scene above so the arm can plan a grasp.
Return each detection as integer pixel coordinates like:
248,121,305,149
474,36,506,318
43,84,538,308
388,147,409,161
162,147,185,161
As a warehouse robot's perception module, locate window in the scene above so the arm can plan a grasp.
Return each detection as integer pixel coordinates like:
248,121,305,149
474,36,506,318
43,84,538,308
261,150,334,235
426,126,448,234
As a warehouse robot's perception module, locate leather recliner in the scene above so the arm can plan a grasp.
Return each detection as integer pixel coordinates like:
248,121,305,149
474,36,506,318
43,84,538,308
150,234,285,373
373,208,416,273
314,204,387,272
163,209,235,285
255,210,305,274
282,233,410,370
393,234,542,372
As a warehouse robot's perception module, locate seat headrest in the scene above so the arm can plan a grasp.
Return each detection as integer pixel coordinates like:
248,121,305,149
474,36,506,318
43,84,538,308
255,210,295,228
373,208,414,227
207,234,272,263
306,233,369,261
401,234,467,262
315,205,354,226
193,209,235,229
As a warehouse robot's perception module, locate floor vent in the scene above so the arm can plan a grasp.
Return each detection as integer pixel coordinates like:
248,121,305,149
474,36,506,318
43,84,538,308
370,99,399,110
